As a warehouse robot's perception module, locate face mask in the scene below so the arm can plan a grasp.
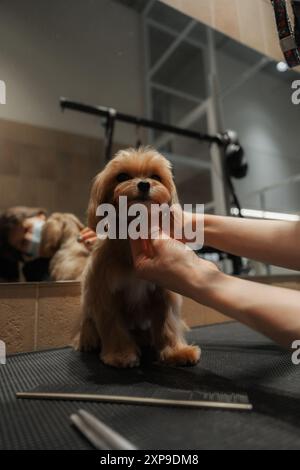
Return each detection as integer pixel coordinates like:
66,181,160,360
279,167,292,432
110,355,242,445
25,219,45,259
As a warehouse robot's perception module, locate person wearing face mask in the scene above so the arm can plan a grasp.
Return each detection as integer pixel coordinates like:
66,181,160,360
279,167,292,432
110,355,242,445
0,206,97,282
0,206,50,282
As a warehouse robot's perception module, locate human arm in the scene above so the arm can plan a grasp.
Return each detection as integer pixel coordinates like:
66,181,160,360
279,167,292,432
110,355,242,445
130,233,300,349
203,215,300,270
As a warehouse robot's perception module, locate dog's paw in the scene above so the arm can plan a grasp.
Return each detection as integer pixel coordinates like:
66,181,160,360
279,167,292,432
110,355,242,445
160,345,201,367
101,352,140,368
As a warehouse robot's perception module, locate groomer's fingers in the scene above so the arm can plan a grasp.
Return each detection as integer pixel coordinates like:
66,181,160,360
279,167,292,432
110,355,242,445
82,229,96,239
80,227,91,235
130,227,173,266
78,228,96,242
84,236,98,250
129,238,148,261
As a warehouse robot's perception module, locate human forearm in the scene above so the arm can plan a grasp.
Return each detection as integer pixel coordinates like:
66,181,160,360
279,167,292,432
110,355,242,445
131,232,300,349
203,214,300,270
190,267,300,349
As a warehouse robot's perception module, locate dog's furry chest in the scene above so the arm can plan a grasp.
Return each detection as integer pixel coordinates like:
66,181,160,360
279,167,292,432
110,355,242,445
111,275,156,305
110,276,158,330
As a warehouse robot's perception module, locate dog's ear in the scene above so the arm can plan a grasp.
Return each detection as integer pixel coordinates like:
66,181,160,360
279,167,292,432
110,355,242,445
161,155,179,205
65,213,85,232
170,180,179,205
168,165,179,205
87,170,109,231
40,213,64,258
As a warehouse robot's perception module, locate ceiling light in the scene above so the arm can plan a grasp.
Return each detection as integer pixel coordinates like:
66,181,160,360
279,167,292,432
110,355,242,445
276,61,289,72
230,207,300,221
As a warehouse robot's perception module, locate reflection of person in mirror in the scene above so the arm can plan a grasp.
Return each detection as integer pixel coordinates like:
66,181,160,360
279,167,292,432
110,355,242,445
0,206,92,282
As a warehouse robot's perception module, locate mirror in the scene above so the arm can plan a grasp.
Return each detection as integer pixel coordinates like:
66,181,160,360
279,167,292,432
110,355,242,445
0,0,299,282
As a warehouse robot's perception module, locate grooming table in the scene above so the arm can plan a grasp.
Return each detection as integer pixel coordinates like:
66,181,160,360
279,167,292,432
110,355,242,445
1,322,300,450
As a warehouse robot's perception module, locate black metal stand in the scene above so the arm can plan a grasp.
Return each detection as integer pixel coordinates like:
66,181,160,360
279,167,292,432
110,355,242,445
59,97,245,275
60,97,223,159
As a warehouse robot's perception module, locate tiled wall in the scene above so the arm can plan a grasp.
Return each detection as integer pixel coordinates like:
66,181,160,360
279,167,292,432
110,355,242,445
161,0,293,65
0,282,82,354
1,275,300,355
0,281,231,354
0,118,106,222
0,117,211,223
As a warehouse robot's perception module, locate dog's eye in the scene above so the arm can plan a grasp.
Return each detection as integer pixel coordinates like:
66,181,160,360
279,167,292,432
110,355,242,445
150,174,161,182
116,173,131,183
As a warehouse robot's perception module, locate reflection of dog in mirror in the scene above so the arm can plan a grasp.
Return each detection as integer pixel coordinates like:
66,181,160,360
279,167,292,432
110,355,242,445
73,147,201,368
40,213,90,281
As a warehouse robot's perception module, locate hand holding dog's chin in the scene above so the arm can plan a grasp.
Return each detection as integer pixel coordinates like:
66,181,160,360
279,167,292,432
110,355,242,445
170,208,204,245
130,233,221,304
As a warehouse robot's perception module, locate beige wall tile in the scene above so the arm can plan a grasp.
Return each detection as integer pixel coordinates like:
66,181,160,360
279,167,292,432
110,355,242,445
55,152,72,184
36,285,231,348
89,141,103,164
273,282,300,291
70,154,94,181
0,140,20,175
0,283,37,354
0,118,104,220
0,120,54,148
19,144,41,178
182,297,231,327
18,176,38,209
68,183,90,221
37,282,81,350
161,0,285,62
211,0,240,42
1,276,299,356
161,0,182,11
56,132,93,156
36,178,56,214
0,175,21,210
259,0,282,61
173,0,213,25
237,0,265,53
55,180,75,214
39,149,58,179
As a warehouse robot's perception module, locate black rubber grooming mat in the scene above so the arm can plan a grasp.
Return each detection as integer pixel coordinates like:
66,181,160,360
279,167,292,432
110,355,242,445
1,322,300,450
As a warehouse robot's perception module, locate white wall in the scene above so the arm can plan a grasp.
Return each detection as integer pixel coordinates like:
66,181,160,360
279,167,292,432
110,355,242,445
162,41,300,214
0,0,144,144
218,50,300,213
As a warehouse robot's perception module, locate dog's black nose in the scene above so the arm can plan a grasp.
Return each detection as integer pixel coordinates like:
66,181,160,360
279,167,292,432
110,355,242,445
138,181,150,193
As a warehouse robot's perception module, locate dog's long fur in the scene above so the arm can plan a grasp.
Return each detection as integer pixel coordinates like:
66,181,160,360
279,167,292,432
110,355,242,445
73,148,200,368
40,212,90,281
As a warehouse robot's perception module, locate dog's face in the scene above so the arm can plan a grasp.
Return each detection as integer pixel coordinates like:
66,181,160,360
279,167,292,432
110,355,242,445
88,147,178,230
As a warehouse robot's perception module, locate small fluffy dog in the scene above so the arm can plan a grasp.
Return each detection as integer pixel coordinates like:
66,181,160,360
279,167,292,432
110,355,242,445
40,213,90,281
74,147,200,368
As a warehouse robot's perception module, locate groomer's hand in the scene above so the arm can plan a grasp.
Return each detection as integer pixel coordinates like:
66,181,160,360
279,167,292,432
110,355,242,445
78,227,97,251
170,206,203,244
130,228,219,300
130,228,300,349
